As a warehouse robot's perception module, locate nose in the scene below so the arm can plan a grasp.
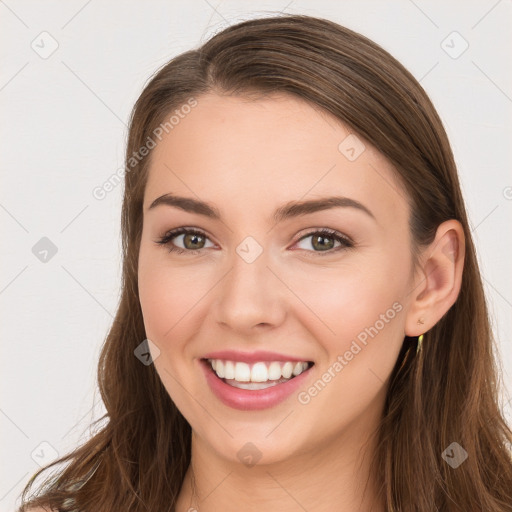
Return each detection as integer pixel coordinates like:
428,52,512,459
212,247,287,334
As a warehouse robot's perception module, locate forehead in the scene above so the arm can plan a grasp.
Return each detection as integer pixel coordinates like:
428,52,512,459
144,92,408,225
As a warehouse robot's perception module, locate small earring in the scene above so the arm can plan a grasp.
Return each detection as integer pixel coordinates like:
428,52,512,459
416,333,424,354
417,317,425,325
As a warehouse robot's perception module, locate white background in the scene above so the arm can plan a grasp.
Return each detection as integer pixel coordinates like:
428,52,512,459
1,1,511,510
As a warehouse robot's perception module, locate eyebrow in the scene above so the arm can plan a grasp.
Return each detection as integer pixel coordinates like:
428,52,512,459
147,193,375,223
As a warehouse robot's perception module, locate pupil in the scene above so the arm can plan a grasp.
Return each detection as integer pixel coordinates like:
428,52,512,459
185,233,204,249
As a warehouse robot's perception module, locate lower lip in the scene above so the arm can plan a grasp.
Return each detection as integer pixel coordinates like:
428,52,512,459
200,359,313,411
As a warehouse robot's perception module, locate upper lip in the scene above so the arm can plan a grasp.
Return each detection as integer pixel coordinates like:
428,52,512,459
202,350,313,364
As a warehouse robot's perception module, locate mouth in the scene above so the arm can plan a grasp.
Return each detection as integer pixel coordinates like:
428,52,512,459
204,358,314,389
200,357,315,410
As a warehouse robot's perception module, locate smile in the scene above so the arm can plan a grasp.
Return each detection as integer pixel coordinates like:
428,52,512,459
207,359,311,390
200,357,315,410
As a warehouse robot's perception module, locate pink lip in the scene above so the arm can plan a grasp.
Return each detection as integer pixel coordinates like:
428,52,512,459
199,359,313,411
202,350,312,364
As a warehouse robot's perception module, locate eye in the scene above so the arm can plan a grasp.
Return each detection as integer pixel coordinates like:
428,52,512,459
155,227,354,256
155,227,215,255
293,228,353,255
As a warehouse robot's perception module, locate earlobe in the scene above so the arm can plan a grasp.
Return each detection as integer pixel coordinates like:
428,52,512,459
405,219,465,337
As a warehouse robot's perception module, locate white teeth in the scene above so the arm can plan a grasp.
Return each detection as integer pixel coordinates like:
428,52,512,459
207,358,311,384
251,362,268,382
281,362,293,379
292,362,303,376
228,380,283,390
224,360,235,380
234,362,251,382
268,361,282,380
215,360,225,378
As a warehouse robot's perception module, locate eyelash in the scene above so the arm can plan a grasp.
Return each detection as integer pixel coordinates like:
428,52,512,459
155,227,354,257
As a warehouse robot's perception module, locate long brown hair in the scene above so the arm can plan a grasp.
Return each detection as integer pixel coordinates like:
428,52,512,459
18,14,512,512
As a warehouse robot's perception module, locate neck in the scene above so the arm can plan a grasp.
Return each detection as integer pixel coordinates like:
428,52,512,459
175,415,385,512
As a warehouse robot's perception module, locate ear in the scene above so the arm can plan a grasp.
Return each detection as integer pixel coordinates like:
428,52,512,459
405,219,465,337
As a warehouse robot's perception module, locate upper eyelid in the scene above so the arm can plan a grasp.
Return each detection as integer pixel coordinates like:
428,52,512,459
161,227,215,244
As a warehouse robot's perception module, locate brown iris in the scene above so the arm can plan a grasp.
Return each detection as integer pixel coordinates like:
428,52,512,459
311,234,335,251
183,232,206,250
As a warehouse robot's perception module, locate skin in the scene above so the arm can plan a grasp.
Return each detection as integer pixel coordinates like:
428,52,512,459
137,92,465,512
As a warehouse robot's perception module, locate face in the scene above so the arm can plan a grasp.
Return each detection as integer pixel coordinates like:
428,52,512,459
138,92,415,465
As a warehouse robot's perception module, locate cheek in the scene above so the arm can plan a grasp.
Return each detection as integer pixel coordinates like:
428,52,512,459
138,237,194,320
289,255,409,438
290,254,408,343
138,247,195,350
138,247,222,381
137,250,210,414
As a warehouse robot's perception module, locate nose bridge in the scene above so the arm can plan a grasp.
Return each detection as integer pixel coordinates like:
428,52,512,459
213,238,286,330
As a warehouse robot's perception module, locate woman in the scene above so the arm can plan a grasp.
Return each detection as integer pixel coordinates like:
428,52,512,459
19,13,512,512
